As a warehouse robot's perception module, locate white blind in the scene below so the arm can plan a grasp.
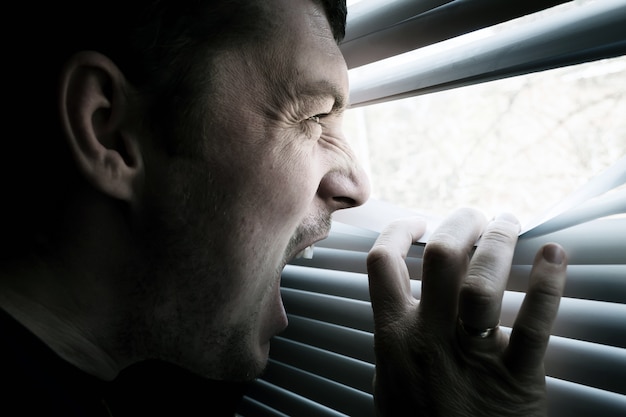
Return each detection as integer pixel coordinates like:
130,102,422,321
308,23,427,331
341,0,573,69
347,0,626,107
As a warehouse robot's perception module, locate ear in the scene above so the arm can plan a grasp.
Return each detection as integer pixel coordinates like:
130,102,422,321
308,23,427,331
59,51,143,202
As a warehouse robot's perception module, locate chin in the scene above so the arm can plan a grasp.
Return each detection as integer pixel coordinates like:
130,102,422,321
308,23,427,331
225,340,271,382
247,340,271,380
201,353,267,383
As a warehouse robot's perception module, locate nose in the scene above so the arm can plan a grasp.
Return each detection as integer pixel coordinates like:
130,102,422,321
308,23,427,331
317,163,370,211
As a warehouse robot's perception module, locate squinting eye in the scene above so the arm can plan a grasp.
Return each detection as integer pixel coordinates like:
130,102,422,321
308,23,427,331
308,115,321,124
308,113,331,125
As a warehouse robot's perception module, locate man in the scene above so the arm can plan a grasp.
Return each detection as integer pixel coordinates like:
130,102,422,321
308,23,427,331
1,0,567,415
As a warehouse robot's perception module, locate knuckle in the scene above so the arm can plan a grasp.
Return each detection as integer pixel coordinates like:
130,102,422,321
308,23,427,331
367,246,396,272
423,238,466,265
467,256,508,285
460,281,497,309
530,279,564,300
422,239,469,276
482,226,518,247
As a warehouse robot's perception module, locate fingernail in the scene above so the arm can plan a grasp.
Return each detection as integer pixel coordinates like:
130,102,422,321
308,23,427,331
543,244,564,265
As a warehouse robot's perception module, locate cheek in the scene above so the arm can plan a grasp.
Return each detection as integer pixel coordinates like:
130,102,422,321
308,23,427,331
255,140,322,216
229,149,321,283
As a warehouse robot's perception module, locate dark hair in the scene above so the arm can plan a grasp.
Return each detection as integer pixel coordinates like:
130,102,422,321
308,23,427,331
2,0,347,257
318,0,348,43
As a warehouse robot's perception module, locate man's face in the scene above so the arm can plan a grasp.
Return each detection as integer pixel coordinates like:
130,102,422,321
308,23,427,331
135,0,369,381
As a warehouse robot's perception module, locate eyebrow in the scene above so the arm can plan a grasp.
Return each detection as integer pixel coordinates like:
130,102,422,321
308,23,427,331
298,79,348,112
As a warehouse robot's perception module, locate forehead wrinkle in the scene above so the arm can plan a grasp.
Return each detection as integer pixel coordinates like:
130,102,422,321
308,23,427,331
251,0,348,117
301,2,344,61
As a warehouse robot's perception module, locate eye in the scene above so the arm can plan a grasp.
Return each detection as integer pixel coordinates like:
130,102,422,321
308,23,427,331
307,113,328,125
301,113,330,138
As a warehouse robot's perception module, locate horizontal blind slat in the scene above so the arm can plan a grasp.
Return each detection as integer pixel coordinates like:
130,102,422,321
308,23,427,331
270,336,375,394
546,377,626,417
290,246,423,276
343,0,451,43
513,219,626,266
545,336,626,395
242,380,348,417
282,287,374,332
500,292,626,348
282,264,422,303
260,360,375,417
290,247,370,274
319,219,626,266
282,265,371,301
509,264,626,303
281,314,375,363
237,396,289,417
287,259,626,303
342,0,570,69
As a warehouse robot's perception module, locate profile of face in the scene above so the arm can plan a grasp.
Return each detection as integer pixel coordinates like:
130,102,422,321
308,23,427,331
134,0,369,381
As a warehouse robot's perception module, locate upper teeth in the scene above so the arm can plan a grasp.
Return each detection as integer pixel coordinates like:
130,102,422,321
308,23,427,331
296,245,315,259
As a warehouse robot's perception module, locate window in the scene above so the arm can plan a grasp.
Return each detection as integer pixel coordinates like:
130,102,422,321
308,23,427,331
238,1,626,416
343,56,626,226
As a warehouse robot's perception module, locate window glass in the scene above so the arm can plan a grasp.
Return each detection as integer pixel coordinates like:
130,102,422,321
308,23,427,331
343,0,626,225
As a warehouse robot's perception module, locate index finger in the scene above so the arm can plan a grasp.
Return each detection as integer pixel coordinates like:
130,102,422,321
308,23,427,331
367,217,427,324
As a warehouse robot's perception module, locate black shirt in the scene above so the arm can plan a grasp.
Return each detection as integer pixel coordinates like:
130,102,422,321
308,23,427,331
0,308,249,416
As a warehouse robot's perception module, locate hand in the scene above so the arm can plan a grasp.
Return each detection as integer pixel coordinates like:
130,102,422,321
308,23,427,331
367,208,567,417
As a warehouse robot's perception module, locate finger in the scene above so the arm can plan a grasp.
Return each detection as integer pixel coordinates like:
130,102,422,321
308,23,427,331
419,208,487,326
367,217,427,324
505,243,567,373
459,212,521,330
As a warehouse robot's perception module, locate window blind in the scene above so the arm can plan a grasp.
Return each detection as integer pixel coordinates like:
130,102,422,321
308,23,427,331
347,0,626,107
341,0,572,69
